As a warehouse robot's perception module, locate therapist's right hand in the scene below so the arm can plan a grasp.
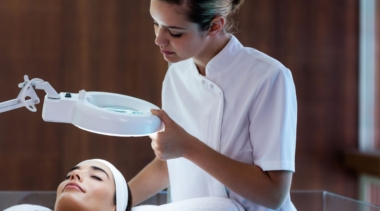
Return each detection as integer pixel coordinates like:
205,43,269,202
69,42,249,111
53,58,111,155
149,109,197,160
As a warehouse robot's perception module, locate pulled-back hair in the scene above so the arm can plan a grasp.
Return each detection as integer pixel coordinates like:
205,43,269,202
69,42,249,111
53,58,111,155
159,0,244,33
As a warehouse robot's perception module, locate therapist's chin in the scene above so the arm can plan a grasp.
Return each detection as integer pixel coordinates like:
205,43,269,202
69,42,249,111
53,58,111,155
162,54,183,63
55,192,86,211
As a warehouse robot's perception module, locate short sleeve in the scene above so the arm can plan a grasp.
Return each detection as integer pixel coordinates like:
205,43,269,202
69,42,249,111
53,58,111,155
249,67,297,172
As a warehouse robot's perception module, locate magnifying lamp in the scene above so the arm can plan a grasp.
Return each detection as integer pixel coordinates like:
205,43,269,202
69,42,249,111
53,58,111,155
0,75,163,137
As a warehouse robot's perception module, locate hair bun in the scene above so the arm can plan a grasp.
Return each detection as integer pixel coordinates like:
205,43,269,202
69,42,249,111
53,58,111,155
231,0,244,13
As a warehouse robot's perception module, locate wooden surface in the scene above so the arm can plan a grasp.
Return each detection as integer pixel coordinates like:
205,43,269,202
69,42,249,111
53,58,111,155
0,0,360,202
0,0,168,190
234,0,359,198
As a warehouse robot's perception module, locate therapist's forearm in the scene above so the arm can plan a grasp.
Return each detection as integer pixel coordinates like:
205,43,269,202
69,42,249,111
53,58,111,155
183,137,292,210
129,157,169,206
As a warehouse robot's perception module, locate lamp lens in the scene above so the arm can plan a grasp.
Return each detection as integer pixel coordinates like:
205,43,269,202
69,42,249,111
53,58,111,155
101,106,143,114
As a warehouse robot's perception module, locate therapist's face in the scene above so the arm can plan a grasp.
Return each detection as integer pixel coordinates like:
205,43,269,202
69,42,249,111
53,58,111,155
150,0,209,63
55,160,116,211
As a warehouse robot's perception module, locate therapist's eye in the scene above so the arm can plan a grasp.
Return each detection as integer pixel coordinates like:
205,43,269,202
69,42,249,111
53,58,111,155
153,21,183,38
169,32,182,38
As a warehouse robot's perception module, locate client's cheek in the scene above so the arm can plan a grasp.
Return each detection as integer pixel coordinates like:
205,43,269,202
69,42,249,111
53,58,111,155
90,185,115,208
55,182,65,198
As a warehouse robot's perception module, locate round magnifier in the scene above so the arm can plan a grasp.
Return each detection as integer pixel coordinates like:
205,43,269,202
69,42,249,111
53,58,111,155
42,91,163,137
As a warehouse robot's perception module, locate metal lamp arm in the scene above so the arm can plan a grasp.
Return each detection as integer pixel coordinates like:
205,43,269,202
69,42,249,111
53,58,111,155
0,75,60,113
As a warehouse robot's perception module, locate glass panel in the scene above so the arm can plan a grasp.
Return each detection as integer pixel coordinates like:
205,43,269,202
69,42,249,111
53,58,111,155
0,191,56,210
291,190,380,211
0,190,380,210
138,190,168,206
371,184,380,206
324,192,380,211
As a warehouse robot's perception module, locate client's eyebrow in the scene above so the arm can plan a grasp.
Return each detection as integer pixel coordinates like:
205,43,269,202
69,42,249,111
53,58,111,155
91,166,110,179
66,165,110,179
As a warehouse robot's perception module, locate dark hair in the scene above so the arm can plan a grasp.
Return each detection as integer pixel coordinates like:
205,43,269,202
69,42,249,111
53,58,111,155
113,184,133,211
159,0,244,33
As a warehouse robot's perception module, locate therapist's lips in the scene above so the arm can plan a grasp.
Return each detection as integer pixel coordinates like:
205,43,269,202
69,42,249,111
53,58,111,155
64,182,85,193
160,49,175,55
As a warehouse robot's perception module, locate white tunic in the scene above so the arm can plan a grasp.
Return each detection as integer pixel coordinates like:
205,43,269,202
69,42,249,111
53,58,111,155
163,35,297,211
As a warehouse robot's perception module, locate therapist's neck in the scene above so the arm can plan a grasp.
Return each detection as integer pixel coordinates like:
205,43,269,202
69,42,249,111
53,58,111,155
193,33,231,76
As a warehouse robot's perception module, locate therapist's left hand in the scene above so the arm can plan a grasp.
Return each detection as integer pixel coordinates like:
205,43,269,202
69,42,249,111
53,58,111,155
149,109,195,160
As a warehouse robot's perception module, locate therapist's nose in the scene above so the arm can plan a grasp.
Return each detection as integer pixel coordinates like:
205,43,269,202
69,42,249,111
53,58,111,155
155,27,169,47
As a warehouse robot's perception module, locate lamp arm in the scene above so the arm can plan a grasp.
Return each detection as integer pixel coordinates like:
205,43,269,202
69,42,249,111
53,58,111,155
34,81,60,99
0,75,60,113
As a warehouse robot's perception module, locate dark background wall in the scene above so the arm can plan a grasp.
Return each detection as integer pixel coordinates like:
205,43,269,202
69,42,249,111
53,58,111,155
235,0,359,197
0,0,360,200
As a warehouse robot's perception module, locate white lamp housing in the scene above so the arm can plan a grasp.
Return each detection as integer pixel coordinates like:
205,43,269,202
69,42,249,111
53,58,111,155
0,76,163,137
43,90,163,137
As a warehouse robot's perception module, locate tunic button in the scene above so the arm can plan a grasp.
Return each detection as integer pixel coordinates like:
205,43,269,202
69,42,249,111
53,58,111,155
209,84,214,90
201,80,206,85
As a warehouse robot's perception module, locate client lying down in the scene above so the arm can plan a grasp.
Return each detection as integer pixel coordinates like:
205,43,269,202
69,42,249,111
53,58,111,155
5,159,132,211
5,159,243,211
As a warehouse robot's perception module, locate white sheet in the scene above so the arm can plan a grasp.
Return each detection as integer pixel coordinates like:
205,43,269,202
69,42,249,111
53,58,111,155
4,204,51,211
132,197,245,211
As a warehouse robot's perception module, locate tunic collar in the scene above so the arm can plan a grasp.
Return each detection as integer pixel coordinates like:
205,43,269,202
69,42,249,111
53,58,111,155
193,35,244,77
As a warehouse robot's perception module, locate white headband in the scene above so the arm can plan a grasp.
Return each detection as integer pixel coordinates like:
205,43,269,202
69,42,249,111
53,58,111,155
85,159,129,211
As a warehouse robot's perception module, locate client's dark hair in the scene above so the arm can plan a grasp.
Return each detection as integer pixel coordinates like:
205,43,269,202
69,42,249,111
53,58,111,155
126,184,132,211
113,184,133,211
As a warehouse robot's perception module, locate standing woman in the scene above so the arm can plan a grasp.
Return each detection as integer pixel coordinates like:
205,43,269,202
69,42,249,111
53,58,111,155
129,0,297,210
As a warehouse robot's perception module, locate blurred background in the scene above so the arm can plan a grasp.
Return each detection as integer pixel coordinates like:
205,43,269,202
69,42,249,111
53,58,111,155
0,0,379,207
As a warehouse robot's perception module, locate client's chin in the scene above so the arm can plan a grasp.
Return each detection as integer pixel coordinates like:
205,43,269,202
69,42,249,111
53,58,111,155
54,193,87,211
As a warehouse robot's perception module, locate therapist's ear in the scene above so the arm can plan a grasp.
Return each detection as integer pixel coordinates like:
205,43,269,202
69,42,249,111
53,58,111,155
207,16,226,36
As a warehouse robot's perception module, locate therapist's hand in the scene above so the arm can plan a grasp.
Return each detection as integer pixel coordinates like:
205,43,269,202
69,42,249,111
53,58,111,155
149,109,195,160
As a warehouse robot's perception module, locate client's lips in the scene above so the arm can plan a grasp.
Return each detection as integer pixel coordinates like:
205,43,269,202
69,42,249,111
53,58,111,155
64,182,85,193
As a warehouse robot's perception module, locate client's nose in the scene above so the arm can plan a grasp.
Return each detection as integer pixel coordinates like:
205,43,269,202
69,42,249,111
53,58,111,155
70,171,82,181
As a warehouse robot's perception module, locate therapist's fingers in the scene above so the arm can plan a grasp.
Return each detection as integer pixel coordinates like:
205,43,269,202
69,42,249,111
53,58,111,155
151,109,172,125
149,131,157,140
151,141,158,156
151,139,166,160
150,109,190,160
151,140,158,152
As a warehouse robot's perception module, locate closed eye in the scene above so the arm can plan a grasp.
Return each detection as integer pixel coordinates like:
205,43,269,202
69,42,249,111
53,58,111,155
153,21,183,38
169,32,182,38
92,175,103,181
65,175,70,180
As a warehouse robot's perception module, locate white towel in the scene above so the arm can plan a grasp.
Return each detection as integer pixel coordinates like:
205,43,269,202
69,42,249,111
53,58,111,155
4,204,52,211
132,197,245,211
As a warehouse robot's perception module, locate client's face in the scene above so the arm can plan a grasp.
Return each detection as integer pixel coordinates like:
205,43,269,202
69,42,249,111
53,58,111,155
55,160,116,211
